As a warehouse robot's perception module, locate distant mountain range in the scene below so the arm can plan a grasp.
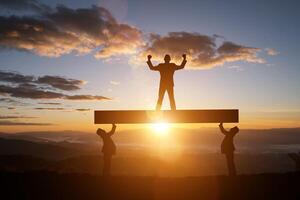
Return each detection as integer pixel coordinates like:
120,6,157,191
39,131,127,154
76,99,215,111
0,138,85,160
0,127,299,175
1,127,300,154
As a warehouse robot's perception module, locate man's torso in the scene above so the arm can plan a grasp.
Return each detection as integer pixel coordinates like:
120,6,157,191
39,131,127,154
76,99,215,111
221,136,235,153
157,63,177,87
102,136,116,155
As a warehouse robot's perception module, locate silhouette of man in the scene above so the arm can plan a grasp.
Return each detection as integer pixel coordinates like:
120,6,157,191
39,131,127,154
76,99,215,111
147,54,187,110
97,124,116,177
219,122,239,176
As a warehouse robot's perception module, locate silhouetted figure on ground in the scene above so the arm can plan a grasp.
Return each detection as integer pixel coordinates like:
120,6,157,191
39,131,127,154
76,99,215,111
219,122,239,176
288,152,300,170
97,124,117,177
147,54,187,110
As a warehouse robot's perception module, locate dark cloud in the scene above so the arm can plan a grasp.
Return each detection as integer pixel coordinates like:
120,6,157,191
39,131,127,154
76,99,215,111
37,76,84,91
0,115,36,119
38,102,61,105
212,34,226,40
0,70,84,91
18,83,37,89
137,32,265,69
0,0,51,13
75,108,91,111
65,95,111,101
0,97,20,104
0,120,52,126
0,4,143,58
0,70,110,101
0,70,34,84
0,84,110,100
0,97,29,107
34,107,65,110
0,84,64,99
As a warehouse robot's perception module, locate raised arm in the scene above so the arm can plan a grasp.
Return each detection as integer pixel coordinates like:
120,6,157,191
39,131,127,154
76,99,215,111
219,123,229,135
108,123,116,136
175,54,187,70
146,55,159,71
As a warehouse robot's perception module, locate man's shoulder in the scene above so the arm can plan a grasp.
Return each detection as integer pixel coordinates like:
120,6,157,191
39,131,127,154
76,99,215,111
157,63,166,69
160,63,176,66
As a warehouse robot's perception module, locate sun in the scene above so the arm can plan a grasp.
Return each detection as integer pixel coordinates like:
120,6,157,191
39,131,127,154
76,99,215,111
151,122,170,135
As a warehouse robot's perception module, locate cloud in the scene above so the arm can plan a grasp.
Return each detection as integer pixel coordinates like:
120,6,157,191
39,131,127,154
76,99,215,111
265,48,279,56
0,70,111,100
0,120,52,126
0,84,111,100
34,107,65,110
35,107,93,112
228,65,244,71
0,97,30,107
212,34,226,40
0,115,36,119
0,84,65,99
0,97,25,106
136,32,265,69
0,70,34,84
0,0,51,13
65,95,111,100
36,76,85,91
0,70,84,91
94,23,144,59
0,4,143,58
75,108,91,112
0,1,275,70
110,81,120,85
38,102,61,105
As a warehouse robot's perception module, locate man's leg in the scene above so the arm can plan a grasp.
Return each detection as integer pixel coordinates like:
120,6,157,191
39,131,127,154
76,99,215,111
156,85,166,110
226,152,236,176
167,86,176,110
103,154,112,177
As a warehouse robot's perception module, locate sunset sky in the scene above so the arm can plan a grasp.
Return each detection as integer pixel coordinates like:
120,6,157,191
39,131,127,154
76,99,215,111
0,0,300,132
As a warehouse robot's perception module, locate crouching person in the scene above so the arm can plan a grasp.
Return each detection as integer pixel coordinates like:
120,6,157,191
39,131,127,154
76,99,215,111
219,122,239,176
97,124,117,177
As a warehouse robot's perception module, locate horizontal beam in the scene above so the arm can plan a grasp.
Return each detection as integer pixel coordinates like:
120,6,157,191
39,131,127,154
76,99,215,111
94,109,239,124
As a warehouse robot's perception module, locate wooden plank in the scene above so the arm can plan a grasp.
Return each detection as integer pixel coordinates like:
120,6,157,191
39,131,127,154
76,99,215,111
94,109,239,124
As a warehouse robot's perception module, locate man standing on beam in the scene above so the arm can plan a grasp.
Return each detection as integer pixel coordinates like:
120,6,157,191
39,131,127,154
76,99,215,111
147,54,187,110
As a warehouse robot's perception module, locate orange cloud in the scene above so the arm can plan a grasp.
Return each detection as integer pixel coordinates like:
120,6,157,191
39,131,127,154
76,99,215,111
0,5,143,58
135,32,265,69
0,2,276,70
265,48,279,56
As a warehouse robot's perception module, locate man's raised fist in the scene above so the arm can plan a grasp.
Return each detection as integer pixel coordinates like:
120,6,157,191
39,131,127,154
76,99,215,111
147,55,152,60
182,54,186,59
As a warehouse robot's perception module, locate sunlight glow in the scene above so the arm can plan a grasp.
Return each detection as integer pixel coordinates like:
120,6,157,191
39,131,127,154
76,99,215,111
151,122,170,135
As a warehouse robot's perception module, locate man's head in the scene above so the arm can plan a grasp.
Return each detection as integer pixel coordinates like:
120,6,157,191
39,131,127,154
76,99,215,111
164,54,171,63
97,128,106,137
